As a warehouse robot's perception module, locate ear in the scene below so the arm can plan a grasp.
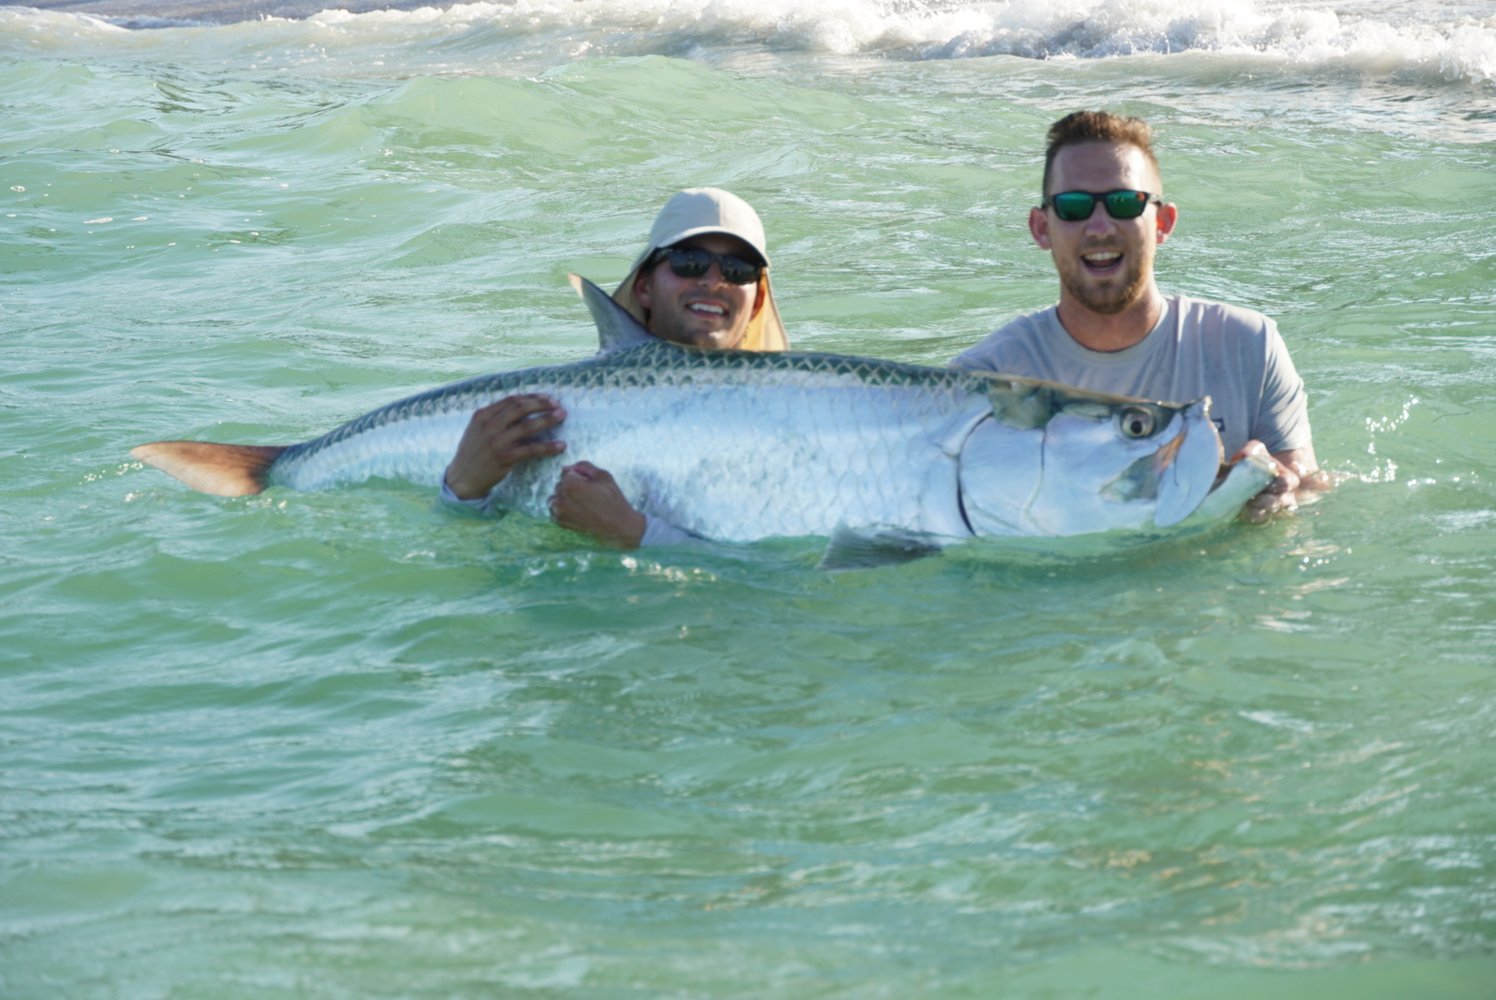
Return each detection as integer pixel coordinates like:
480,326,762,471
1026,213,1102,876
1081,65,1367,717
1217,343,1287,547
1029,205,1051,250
1155,201,1178,246
633,267,654,312
751,275,767,317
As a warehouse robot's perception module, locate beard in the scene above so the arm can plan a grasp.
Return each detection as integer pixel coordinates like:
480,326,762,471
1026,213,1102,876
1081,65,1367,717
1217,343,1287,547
1057,248,1151,316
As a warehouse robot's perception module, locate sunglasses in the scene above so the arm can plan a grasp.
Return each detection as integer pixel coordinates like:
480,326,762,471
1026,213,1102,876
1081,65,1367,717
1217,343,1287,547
649,247,764,285
1043,189,1161,222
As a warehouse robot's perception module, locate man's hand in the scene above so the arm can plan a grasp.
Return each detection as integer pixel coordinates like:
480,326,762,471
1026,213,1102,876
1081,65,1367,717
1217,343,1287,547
548,461,646,549
1234,442,1333,523
444,394,566,500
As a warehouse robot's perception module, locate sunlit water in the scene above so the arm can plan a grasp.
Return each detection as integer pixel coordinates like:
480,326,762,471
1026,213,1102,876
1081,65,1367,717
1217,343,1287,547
3,1,1495,996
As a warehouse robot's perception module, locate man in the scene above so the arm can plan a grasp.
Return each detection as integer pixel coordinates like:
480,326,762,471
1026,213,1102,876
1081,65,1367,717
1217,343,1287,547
953,111,1329,519
441,187,789,546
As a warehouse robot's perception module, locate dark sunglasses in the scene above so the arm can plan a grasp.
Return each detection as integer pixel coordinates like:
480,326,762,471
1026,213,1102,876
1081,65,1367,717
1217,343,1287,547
1043,189,1161,222
648,247,764,285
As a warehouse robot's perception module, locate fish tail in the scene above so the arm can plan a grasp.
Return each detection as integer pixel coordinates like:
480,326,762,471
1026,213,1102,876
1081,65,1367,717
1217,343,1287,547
131,441,287,497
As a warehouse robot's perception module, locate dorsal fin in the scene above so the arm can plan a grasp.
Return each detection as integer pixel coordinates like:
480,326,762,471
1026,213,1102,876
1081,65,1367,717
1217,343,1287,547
568,273,655,354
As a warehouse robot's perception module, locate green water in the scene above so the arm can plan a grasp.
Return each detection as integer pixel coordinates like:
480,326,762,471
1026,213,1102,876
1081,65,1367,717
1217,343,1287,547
3,13,1496,998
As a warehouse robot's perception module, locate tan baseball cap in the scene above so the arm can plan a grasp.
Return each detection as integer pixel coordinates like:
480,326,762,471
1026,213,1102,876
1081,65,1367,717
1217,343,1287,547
612,188,788,352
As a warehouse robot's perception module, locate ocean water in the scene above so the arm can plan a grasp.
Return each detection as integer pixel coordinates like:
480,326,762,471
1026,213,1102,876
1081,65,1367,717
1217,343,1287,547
3,0,1495,996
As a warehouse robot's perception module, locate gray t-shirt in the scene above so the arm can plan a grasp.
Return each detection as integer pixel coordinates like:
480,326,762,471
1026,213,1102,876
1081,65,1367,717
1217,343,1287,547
951,296,1313,458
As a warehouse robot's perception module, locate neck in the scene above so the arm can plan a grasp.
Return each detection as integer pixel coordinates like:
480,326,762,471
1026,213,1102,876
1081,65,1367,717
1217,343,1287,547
1056,288,1166,353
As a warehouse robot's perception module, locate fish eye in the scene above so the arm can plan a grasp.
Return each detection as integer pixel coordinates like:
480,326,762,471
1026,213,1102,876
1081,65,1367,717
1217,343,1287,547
1119,406,1157,439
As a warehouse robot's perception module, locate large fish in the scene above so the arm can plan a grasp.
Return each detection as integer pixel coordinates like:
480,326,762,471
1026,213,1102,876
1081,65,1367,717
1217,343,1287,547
133,275,1274,566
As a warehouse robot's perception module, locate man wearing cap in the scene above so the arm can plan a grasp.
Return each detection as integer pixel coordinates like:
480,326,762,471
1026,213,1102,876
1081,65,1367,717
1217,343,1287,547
440,188,789,547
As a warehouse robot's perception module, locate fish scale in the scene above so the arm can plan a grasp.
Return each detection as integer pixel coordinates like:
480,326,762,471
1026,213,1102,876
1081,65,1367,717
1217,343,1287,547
475,346,987,541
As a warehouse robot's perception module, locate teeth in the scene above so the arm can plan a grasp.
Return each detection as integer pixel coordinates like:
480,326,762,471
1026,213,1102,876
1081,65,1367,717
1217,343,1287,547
1084,252,1121,264
689,303,726,315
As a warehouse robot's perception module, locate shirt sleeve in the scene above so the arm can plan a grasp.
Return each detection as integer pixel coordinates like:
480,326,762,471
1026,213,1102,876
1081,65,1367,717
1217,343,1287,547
948,308,1057,379
438,476,498,516
1254,322,1314,455
950,332,1007,372
639,514,698,548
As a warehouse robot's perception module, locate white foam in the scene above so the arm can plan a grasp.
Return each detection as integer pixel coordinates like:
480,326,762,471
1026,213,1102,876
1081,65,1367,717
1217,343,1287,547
8,0,1494,86
324,0,1496,84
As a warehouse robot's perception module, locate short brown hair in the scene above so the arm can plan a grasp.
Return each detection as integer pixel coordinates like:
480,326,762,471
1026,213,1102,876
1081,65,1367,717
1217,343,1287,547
1041,111,1160,198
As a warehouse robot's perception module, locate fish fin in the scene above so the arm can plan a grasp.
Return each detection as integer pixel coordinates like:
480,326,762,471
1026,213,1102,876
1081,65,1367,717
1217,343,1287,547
818,525,945,571
131,441,287,497
569,272,655,354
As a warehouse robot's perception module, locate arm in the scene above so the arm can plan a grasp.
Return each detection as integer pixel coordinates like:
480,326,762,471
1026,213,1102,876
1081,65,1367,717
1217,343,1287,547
1241,318,1332,520
441,394,567,507
548,461,697,549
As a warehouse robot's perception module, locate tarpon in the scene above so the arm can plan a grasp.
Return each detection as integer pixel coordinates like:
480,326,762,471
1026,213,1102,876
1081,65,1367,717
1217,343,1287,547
132,275,1275,566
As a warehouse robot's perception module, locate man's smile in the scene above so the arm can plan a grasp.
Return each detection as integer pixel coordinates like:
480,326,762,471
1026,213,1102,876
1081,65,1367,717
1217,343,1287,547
1082,250,1123,272
686,299,729,317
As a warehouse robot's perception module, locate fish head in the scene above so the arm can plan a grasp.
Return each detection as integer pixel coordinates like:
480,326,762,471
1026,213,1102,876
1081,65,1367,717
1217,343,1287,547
958,379,1242,537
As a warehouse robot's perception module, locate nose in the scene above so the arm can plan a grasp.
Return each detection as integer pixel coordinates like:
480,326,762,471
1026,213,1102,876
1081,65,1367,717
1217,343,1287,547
1082,204,1117,235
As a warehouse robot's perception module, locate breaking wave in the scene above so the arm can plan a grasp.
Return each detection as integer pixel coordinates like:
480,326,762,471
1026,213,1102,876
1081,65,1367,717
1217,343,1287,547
8,0,1495,87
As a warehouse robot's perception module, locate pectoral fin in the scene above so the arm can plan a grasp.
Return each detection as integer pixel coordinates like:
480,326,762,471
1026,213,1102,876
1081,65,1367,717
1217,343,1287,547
818,525,945,571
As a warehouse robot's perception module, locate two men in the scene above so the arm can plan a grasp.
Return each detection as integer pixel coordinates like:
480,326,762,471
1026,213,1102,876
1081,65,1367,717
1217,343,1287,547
441,187,788,547
450,112,1325,547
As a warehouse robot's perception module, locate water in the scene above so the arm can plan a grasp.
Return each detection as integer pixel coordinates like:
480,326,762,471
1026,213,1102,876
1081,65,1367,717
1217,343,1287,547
3,1,1495,995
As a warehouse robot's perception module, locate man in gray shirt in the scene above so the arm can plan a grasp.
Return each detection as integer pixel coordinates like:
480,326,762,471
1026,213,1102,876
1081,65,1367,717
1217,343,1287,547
953,111,1329,519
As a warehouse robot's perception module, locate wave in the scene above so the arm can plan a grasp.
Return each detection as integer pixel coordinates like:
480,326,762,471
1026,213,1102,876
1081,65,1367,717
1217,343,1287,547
9,0,1496,87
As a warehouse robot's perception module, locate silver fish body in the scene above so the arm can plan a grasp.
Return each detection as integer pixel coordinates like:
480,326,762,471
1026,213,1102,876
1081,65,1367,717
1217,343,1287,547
279,346,1004,540
132,277,1275,554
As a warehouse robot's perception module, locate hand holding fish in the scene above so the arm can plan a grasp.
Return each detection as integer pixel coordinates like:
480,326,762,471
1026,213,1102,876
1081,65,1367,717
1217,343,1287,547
548,461,647,549
444,394,567,500
1235,441,1334,523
